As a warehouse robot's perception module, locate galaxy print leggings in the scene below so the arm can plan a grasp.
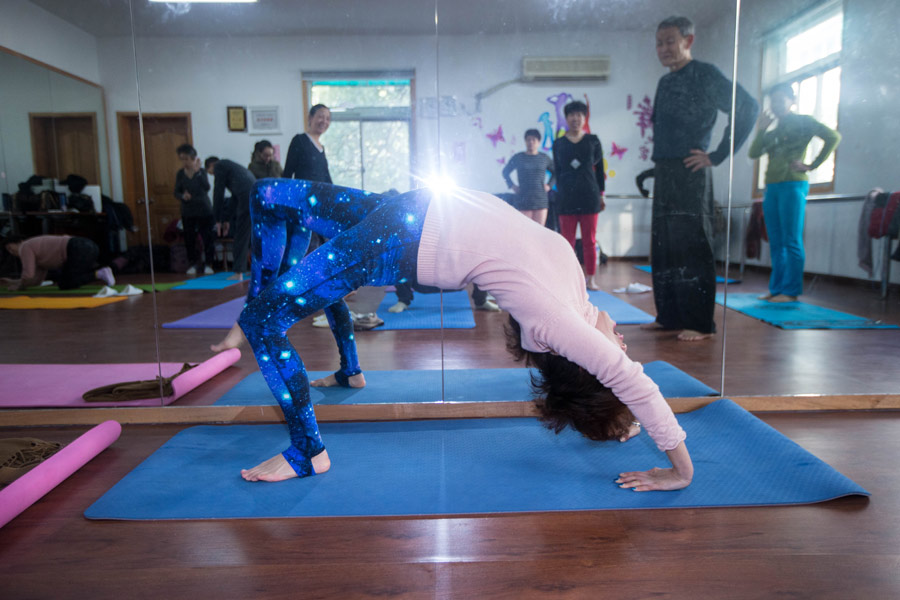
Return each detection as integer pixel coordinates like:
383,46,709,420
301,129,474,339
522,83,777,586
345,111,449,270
237,179,431,477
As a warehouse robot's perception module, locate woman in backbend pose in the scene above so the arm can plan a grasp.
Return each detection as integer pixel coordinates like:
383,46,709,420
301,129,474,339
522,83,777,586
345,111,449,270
218,179,693,491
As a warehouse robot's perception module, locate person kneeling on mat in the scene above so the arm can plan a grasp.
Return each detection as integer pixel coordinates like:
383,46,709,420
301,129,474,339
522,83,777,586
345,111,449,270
213,180,693,492
2,234,115,291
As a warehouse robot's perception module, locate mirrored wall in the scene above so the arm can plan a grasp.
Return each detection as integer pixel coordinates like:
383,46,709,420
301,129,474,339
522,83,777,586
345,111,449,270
2,0,898,418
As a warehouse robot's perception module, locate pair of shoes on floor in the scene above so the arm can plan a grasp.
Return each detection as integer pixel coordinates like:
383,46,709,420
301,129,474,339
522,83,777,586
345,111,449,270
475,299,501,312
353,312,384,331
95,266,116,287
311,314,329,328
767,294,798,303
92,284,144,298
388,301,409,313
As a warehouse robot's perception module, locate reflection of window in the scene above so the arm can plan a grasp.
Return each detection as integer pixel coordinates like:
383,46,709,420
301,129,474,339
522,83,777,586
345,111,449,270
755,2,842,196
303,73,414,192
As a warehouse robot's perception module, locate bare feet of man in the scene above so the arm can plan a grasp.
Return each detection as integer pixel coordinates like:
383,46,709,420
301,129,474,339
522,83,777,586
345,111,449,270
211,322,246,353
310,373,367,388
241,449,331,482
677,329,713,342
640,321,667,331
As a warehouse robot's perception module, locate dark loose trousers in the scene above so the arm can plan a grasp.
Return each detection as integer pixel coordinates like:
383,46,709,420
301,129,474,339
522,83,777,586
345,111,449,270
182,215,216,268
650,160,716,334
56,237,99,290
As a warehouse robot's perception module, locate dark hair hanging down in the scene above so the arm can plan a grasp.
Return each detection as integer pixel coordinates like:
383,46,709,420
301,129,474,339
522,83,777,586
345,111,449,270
504,315,634,441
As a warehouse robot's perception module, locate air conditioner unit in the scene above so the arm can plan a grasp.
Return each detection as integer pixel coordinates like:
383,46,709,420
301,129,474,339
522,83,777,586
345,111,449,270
522,56,611,81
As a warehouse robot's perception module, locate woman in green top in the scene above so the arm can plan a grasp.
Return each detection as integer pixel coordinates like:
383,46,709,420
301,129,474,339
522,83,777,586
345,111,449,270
748,83,841,302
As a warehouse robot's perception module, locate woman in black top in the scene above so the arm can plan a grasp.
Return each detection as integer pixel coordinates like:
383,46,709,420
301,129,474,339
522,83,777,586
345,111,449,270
283,104,333,183
552,101,605,290
174,143,215,275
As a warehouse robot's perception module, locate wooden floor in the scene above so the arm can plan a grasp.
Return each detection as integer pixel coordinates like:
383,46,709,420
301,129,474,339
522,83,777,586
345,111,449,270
2,413,899,599
2,260,900,598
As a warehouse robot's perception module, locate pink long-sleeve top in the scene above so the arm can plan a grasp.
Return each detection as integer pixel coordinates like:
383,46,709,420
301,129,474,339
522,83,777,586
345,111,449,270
416,189,686,452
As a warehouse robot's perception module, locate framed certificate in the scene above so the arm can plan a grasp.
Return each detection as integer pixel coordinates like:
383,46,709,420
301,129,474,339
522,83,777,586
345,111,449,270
227,106,247,132
249,105,281,135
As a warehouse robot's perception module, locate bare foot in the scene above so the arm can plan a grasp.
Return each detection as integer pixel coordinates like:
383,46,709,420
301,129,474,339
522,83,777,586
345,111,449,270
241,449,330,482
677,329,714,342
211,322,246,352
586,274,601,291
226,271,244,281
640,321,667,330
311,372,366,388
619,422,641,442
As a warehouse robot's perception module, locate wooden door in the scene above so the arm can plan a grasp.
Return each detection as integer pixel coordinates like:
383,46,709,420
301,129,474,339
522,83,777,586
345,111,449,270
30,113,101,184
118,113,191,246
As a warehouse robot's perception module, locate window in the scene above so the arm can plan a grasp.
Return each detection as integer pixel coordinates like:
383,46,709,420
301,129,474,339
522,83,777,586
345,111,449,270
755,2,842,196
303,73,414,193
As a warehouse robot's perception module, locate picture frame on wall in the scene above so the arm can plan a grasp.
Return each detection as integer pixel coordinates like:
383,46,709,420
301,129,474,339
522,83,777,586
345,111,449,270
227,106,247,132
248,105,281,135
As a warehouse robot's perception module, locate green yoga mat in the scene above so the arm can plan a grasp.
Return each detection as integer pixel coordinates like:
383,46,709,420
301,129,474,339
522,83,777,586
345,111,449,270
0,281,182,295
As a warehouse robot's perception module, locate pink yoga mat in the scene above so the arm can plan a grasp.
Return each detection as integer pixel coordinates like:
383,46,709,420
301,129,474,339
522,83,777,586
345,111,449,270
0,349,241,408
0,420,121,528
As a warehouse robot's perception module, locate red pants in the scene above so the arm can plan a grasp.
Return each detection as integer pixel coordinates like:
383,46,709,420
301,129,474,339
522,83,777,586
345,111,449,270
558,213,599,275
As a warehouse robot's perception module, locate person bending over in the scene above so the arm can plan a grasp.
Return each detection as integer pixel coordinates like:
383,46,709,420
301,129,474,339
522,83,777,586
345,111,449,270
2,234,115,291
217,180,693,492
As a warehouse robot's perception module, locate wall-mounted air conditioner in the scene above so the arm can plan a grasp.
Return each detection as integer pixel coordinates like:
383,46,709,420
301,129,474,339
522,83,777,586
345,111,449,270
521,56,611,80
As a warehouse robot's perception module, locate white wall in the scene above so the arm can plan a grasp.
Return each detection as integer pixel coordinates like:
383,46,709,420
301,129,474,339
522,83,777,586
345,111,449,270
0,0,100,84
714,0,900,283
98,28,666,255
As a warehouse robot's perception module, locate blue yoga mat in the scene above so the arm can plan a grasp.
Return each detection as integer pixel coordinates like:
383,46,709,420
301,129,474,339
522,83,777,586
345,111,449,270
214,362,716,406
173,272,248,290
84,399,868,520
587,290,655,324
163,290,476,330
634,264,740,284
716,293,899,330
162,297,244,329
376,290,475,329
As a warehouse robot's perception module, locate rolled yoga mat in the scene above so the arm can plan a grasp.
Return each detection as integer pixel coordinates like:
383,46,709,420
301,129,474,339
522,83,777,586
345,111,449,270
716,293,899,329
634,264,740,284
0,349,241,408
214,362,716,406
587,290,655,324
83,400,868,520
1,420,121,528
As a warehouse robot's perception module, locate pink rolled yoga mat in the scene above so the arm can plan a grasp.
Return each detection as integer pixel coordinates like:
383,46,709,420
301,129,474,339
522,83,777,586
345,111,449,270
0,420,122,528
0,349,241,408
171,348,240,399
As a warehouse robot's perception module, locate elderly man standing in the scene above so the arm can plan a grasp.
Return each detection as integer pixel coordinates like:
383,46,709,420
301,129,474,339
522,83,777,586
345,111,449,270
644,15,758,341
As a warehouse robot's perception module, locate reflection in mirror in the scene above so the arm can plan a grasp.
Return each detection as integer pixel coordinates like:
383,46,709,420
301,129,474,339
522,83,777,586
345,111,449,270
724,0,900,397
120,0,445,413
434,1,745,404
0,0,163,410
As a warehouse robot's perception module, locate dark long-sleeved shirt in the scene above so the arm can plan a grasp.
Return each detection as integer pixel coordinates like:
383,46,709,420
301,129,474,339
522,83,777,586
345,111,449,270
173,168,213,218
748,113,841,184
552,134,605,214
502,152,555,208
283,133,332,183
651,60,759,166
211,159,256,222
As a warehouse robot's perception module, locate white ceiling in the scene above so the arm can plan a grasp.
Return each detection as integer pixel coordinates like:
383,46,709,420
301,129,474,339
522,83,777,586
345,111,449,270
29,0,735,37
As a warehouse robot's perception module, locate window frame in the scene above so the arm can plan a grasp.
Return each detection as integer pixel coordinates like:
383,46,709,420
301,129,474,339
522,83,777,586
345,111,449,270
752,1,843,198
